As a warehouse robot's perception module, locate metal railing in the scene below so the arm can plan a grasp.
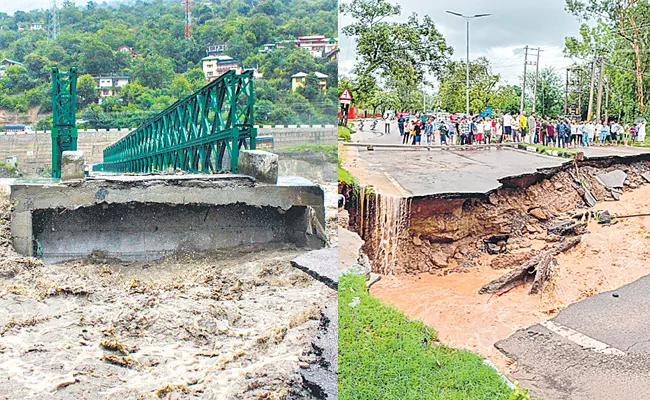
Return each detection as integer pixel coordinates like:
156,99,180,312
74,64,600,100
101,70,257,174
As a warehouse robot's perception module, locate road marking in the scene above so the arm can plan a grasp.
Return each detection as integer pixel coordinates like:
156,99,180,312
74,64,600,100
541,320,626,356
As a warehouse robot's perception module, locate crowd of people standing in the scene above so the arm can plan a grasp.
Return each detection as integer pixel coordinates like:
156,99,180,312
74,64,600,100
392,111,647,148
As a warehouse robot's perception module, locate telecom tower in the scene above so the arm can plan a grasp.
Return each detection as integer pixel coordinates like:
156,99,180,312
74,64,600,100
49,0,59,41
182,0,191,39
565,64,585,120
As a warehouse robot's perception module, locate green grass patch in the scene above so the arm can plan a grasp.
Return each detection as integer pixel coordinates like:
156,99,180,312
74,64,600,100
339,274,528,400
338,158,356,185
521,143,577,157
0,162,17,174
339,125,352,142
278,143,337,163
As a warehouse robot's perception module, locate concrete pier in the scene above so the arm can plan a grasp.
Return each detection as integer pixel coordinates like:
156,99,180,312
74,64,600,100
10,174,325,263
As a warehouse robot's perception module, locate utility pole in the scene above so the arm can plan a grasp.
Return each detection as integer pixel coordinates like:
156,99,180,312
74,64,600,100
595,56,605,122
587,58,596,121
532,47,541,113
520,45,529,113
604,78,609,123
564,68,569,115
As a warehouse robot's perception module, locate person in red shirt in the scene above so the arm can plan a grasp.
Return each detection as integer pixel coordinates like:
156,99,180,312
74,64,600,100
546,120,556,147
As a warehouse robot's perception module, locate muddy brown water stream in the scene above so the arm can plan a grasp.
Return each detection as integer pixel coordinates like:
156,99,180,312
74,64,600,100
369,184,650,370
0,175,338,399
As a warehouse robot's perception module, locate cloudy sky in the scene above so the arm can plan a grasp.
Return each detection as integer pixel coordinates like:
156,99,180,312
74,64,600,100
339,0,585,88
0,0,62,15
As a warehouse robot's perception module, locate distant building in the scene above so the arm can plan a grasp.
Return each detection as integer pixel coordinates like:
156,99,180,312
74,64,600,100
206,44,226,56
0,59,24,77
291,72,328,92
118,45,138,57
30,23,44,30
242,65,264,79
93,75,131,100
324,47,339,61
201,55,243,82
297,36,338,58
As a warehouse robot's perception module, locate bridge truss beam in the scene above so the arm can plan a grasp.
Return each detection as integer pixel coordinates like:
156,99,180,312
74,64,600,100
102,70,256,174
51,66,78,179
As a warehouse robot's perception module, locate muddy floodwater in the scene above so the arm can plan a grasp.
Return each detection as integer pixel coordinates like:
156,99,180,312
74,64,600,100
371,184,650,370
0,182,336,399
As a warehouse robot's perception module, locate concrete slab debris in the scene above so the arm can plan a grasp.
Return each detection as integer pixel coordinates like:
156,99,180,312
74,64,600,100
239,150,279,184
10,175,325,261
584,186,597,207
291,247,338,290
596,169,627,188
61,151,85,181
642,172,650,183
300,299,338,399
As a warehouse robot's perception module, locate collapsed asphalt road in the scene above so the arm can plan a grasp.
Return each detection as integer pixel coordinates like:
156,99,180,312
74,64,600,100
497,274,650,400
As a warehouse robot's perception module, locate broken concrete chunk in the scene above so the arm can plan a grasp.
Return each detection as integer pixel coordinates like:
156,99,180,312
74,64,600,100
238,150,279,184
641,173,650,183
596,170,627,188
339,264,371,279
598,210,612,224
583,186,597,208
61,151,85,181
611,190,621,201
291,248,337,290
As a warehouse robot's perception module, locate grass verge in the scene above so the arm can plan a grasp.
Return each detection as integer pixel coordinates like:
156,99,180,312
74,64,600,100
520,143,577,157
339,274,529,400
339,126,352,142
338,158,356,185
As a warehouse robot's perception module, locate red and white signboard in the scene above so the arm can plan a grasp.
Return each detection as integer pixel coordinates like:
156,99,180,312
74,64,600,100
339,88,353,103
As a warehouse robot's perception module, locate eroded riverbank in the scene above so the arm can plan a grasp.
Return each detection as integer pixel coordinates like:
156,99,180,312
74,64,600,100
340,156,650,370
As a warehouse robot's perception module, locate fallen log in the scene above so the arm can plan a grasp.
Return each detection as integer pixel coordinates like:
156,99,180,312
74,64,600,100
479,236,581,294
547,222,587,237
529,253,554,295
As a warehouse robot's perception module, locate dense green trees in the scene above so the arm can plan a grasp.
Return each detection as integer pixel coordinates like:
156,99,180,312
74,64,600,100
0,0,337,127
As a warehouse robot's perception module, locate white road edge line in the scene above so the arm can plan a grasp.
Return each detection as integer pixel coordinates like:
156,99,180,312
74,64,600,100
483,359,517,390
541,320,626,356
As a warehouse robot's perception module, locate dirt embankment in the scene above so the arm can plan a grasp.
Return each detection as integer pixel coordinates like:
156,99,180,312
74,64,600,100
0,188,333,399
341,157,650,275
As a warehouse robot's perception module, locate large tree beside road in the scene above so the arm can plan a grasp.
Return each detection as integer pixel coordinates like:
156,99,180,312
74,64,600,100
340,0,452,103
566,0,650,115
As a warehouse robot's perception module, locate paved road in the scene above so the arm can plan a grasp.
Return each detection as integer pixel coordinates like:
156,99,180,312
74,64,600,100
496,274,650,400
347,124,650,196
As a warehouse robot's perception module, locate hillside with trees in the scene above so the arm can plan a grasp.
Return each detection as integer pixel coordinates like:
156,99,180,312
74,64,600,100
0,0,338,129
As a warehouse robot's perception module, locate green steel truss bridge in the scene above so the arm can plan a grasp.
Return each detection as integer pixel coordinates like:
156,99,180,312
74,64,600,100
101,70,257,174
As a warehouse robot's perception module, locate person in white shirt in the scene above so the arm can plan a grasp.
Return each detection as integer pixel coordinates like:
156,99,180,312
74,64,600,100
595,122,603,145
527,113,536,144
587,121,595,145
638,121,646,143
503,112,512,141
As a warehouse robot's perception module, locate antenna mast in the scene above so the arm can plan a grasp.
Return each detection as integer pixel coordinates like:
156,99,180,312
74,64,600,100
182,0,191,39
49,0,59,40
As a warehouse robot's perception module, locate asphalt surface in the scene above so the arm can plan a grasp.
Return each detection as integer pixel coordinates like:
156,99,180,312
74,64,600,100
496,274,650,400
348,123,650,196
349,128,563,196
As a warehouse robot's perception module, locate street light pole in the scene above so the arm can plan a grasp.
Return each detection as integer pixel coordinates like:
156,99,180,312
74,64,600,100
466,19,470,116
446,11,491,116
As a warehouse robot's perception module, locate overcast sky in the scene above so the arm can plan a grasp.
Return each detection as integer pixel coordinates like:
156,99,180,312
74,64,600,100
0,0,63,15
339,0,585,89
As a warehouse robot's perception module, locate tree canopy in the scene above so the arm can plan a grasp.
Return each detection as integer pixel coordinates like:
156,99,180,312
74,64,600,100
0,0,337,127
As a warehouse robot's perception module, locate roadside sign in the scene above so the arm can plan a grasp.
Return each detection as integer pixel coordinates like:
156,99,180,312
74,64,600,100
339,88,353,102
